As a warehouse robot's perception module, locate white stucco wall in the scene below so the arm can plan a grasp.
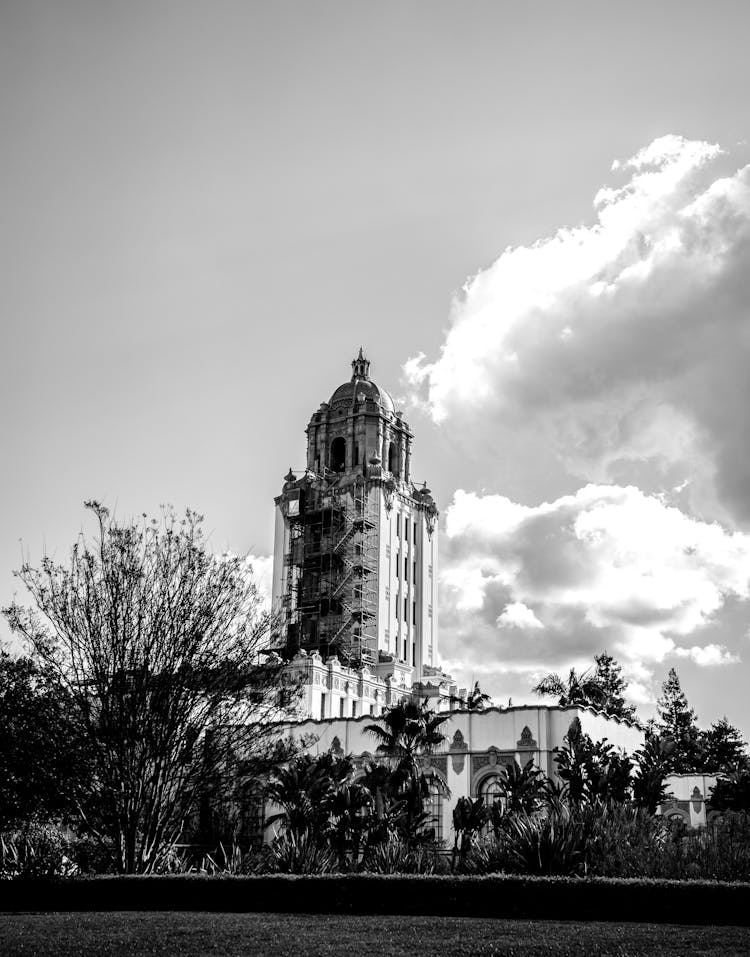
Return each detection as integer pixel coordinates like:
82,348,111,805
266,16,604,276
661,773,719,828
273,704,644,842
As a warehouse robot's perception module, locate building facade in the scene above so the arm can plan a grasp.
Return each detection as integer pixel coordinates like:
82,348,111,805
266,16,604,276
260,351,670,846
271,351,443,719
273,704,644,843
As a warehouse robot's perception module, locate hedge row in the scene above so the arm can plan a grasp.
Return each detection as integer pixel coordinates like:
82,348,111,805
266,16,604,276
2,874,749,925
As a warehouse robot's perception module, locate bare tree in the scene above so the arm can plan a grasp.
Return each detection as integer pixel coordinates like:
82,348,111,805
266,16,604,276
4,501,288,873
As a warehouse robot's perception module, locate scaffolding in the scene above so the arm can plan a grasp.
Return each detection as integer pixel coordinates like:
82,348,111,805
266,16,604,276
282,473,378,668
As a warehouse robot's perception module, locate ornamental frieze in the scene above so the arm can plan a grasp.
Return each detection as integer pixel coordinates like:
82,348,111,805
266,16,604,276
471,748,515,776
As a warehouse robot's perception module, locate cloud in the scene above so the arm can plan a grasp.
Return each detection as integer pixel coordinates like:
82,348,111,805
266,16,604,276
407,135,750,527
497,602,544,630
673,643,740,666
439,484,750,701
247,554,273,608
218,551,273,609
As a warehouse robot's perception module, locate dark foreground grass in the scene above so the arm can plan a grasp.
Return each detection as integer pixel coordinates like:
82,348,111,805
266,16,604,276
0,913,749,957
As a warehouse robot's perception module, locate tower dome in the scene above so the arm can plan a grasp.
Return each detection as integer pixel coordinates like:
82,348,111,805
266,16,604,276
328,348,395,414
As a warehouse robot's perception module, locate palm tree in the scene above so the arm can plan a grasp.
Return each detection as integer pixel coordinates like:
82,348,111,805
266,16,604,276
632,734,675,814
450,681,492,711
326,781,373,869
451,797,488,869
264,753,353,839
364,699,451,847
532,667,605,709
499,759,547,814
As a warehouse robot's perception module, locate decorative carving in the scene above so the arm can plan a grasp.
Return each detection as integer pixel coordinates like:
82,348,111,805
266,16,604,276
431,756,448,777
691,786,703,814
517,726,538,750
330,736,343,757
383,477,396,514
472,749,515,778
451,752,465,775
663,802,690,824
449,729,466,751
472,754,490,775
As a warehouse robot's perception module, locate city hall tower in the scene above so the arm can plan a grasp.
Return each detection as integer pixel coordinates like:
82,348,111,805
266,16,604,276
271,350,439,685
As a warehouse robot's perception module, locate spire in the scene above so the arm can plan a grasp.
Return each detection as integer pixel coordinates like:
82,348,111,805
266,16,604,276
351,347,371,381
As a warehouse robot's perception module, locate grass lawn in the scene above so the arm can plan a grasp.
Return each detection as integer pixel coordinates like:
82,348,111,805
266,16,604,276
0,913,749,956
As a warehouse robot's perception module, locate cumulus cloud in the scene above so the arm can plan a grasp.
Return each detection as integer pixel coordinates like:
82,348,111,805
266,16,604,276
497,602,545,630
407,135,750,527
439,484,750,701
673,643,740,666
247,554,273,608
218,551,273,609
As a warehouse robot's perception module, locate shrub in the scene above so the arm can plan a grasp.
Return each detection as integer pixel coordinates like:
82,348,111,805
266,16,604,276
268,832,337,875
496,807,587,876
582,802,670,878
360,838,448,875
0,820,77,879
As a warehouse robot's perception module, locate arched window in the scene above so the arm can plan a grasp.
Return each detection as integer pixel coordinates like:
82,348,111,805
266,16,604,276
479,775,507,815
478,774,507,837
388,440,398,476
241,788,266,850
330,437,346,471
426,777,446,843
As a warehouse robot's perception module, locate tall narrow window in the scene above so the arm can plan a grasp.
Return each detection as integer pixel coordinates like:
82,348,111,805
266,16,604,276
354,444,360,466
427,780,445,843
396,514,400,536
320,693,326,719
405,517,410,540
412,600,416,625
413,522,417,544
339,698,345,717
330,437,346,472
404,556,408,581
412,643,416,666
403,639,407,660
352,701,358,718
413,560,417,584
404,597,408,621
396,553,400,578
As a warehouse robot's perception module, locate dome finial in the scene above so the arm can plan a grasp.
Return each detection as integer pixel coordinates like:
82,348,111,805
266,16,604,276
351,348,370,381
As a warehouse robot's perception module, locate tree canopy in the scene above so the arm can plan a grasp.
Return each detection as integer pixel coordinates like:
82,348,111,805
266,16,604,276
0,651,91,828
654,668,700,773
3,501,286,872
531,651,636,721
698,717,748,773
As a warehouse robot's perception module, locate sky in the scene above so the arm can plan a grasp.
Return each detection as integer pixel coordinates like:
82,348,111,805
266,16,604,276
2,0,750,740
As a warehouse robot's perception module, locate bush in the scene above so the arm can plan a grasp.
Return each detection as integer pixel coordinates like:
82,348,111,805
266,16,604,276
0,820,76,879
583,802,671,878
1,873,750,925
495,807,587,876
268,832,337,875
360,839,448,875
